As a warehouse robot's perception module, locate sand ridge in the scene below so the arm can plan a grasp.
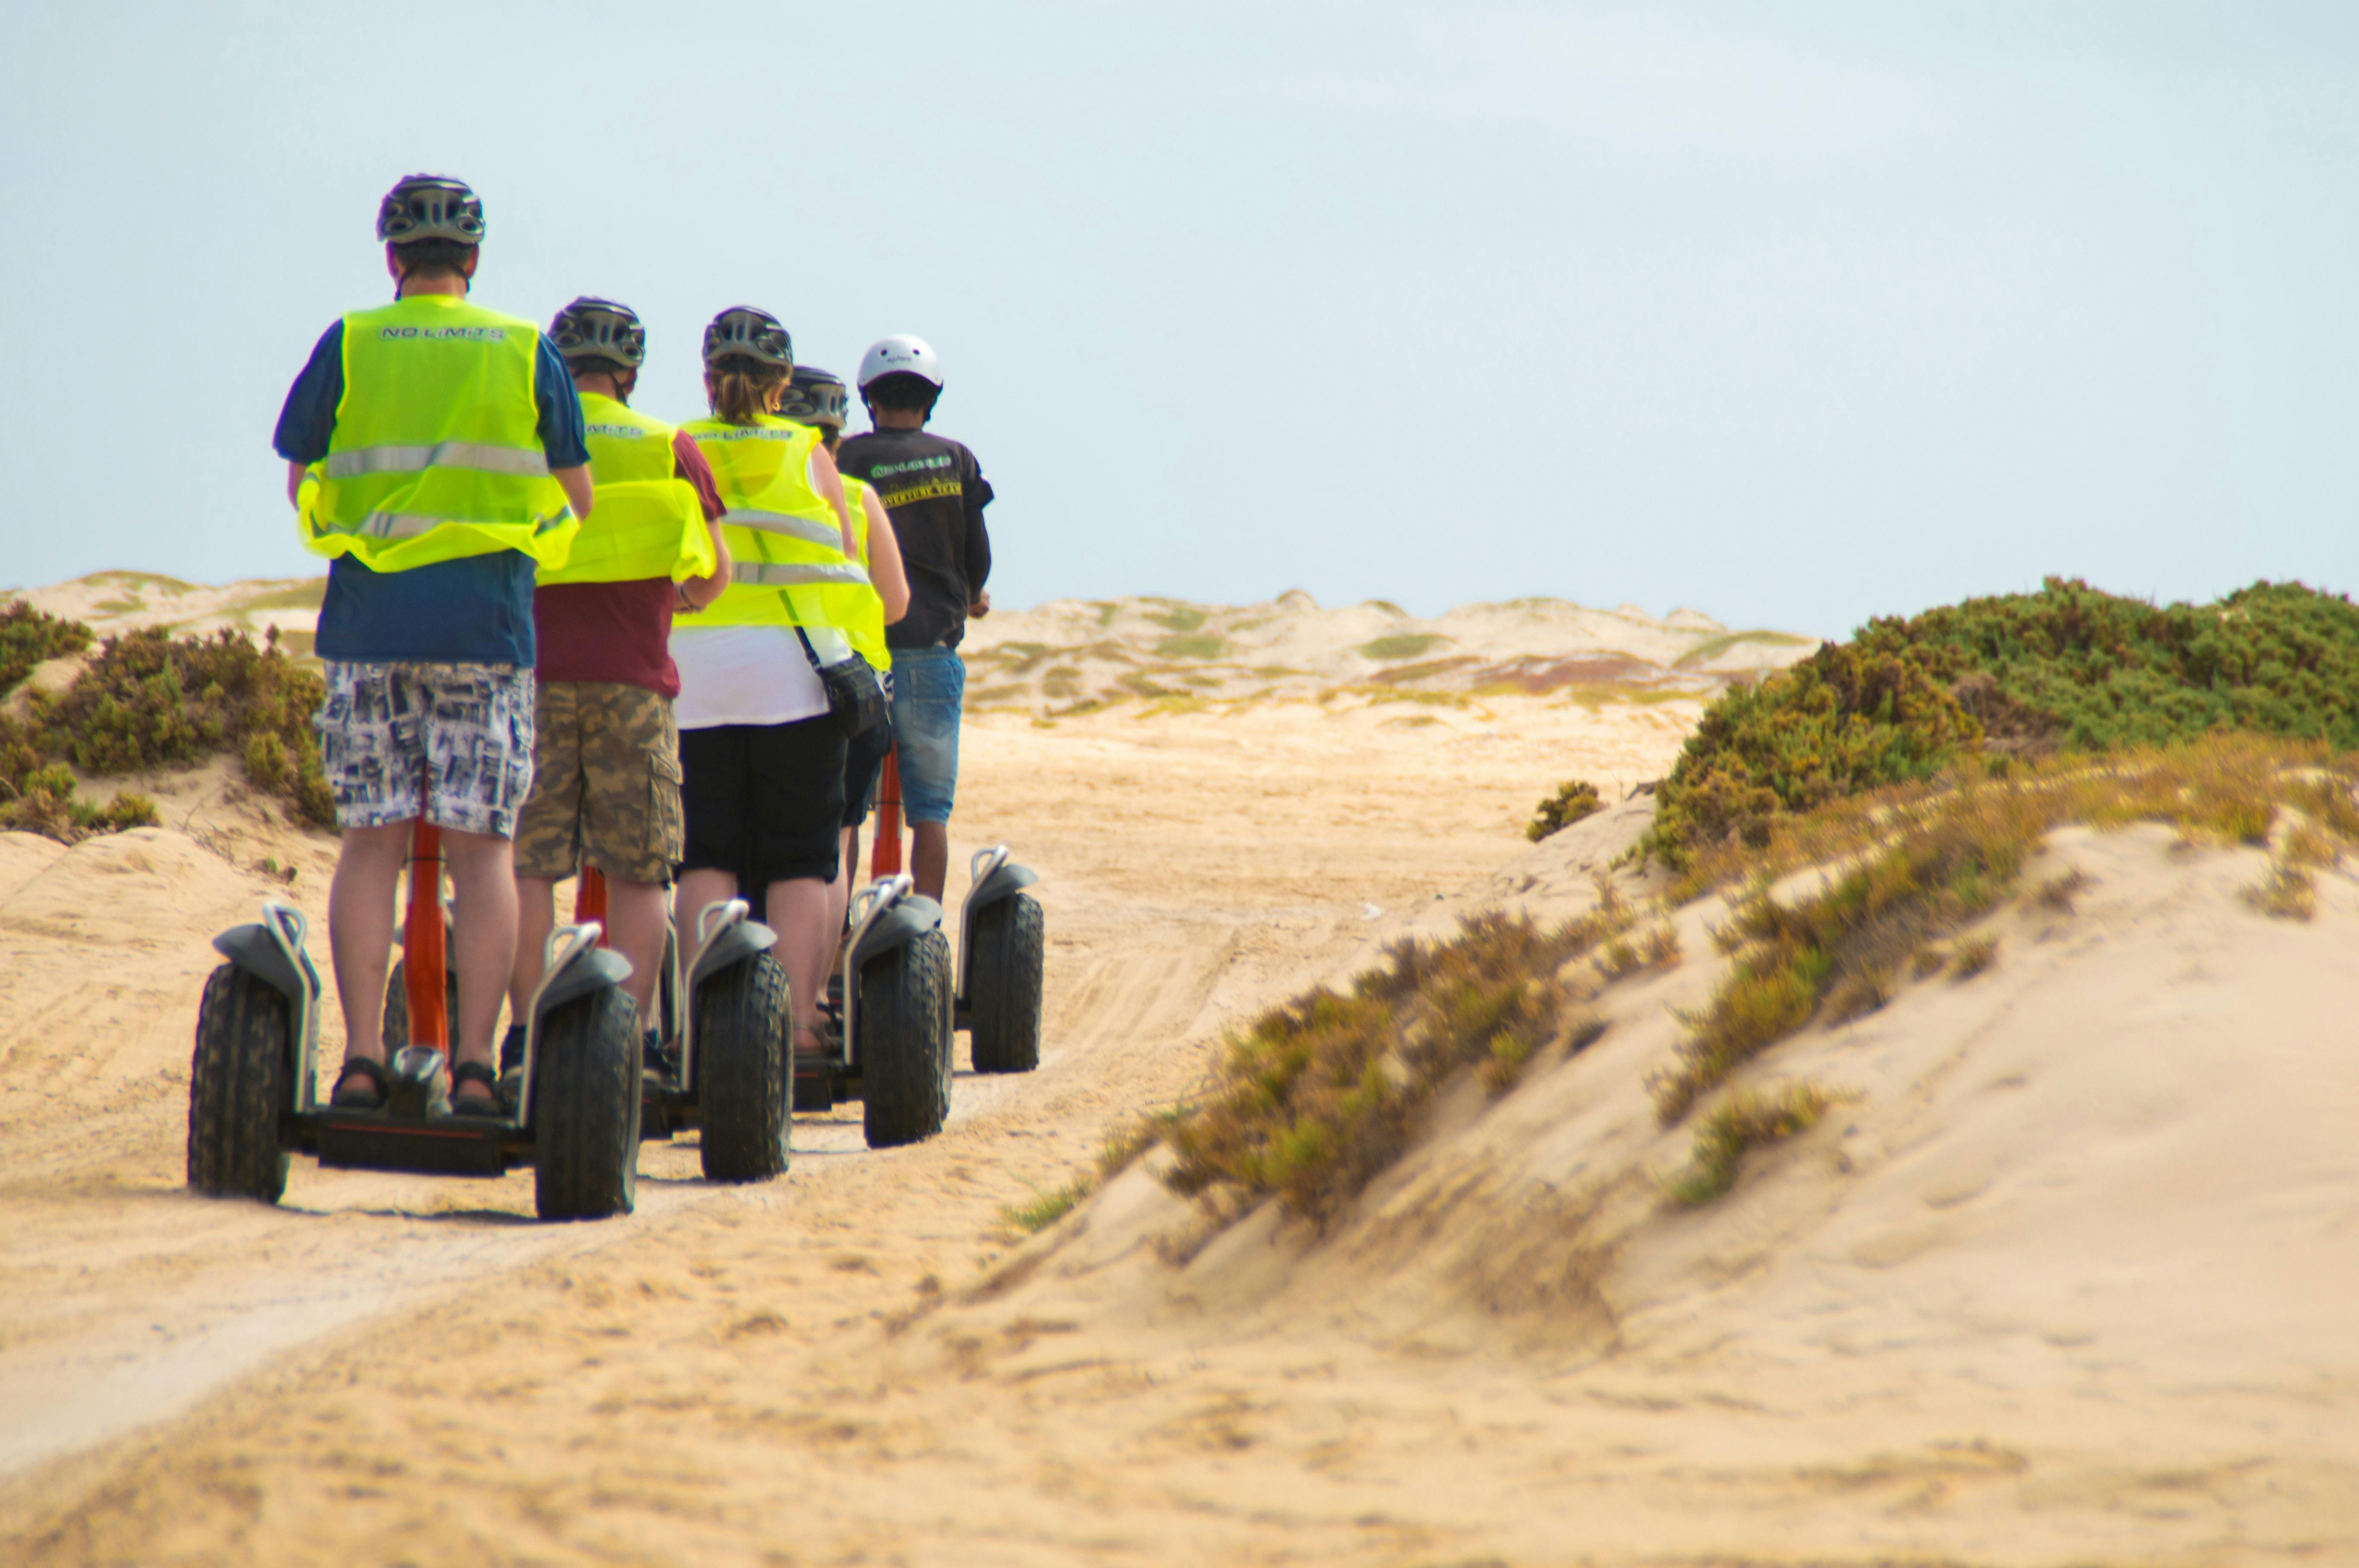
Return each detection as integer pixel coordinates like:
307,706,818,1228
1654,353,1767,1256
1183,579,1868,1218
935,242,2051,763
3,582,2353,1564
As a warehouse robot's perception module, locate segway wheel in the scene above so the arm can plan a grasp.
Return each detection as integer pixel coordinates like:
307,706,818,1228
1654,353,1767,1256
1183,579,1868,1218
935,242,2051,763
861,928,953,1149
967,892,1045,1074
696,951,791,1182
186,963,291,1204
381,957,457,1054
532,984,642,1221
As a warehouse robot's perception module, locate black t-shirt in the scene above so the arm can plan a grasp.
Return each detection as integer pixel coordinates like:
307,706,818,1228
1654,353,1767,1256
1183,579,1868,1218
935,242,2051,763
837,428,994,650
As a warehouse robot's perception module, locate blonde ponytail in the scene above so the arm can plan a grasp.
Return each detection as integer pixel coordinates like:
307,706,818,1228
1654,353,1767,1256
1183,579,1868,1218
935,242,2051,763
706,359,787,426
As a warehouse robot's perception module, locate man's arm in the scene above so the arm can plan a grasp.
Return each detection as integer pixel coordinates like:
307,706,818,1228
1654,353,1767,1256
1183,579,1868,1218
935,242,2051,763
963,449,994,615
556,465,594,521
535,335,592,520
274,323,343,510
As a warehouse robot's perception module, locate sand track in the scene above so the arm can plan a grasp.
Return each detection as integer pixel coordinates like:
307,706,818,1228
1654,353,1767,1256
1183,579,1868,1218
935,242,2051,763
0,693,1684,1562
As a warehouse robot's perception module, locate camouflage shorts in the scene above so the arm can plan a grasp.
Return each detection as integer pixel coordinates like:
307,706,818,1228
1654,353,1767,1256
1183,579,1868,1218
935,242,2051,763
514,681,683,884
315,661,535,838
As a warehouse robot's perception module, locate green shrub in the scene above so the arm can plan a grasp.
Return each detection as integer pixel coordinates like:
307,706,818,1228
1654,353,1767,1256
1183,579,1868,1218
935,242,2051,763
1641,578,2359,870
1661,1083,1833,1206
0,622,331,842
0,600,92,696
1357,633,1447,662
1165,899,1632,1225
1526,779,1603,842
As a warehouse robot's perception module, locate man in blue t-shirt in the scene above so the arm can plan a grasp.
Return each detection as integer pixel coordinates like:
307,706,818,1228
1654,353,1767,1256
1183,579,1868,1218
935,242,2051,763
272,174,592,1116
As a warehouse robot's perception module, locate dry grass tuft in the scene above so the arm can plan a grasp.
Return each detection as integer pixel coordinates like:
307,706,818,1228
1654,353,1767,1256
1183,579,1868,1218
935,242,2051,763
2244,863,2318,922
1661,1083,1834,1207
2034,867,2091,913
1950,934,2000,979
1001,1181,1091,1235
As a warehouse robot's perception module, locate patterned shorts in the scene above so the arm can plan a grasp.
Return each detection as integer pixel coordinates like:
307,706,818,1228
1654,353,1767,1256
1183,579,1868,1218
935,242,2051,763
315,662,536,839
514,681,684,885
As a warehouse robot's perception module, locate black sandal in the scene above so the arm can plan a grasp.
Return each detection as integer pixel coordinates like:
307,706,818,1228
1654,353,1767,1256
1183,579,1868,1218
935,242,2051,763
330,1056,388,1110
449,1059,505,1117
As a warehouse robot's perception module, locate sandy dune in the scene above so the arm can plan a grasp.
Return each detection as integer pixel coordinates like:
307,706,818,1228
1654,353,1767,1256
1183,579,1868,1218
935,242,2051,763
2,583,2353,1565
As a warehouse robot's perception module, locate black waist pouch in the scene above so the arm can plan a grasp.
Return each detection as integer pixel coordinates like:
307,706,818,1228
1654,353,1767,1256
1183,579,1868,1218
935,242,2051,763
796,627,888,738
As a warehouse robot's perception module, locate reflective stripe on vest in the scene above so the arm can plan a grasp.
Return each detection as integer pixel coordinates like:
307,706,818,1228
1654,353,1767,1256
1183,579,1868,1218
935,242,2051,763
321,441,551,479
300,294,577,573
676,414,860,630
730,560,871,587
537,391,715,587
718,508,845,548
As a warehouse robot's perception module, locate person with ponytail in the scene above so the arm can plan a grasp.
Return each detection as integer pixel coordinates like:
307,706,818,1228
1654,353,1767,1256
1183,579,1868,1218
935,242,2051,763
671,306,867,1065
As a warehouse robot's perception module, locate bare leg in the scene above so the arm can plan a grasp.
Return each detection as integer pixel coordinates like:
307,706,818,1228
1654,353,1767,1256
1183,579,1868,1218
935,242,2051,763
441,828,519,1103
328,821,412,1073
509,876,558,1024
765,877,835,1041
828,825,860,950
602,877,671,1024
677,867,739,953
910,821,949,904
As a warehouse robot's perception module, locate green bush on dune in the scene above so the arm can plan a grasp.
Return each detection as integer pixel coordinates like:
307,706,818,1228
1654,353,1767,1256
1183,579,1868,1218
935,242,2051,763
0,600,92,694
1,606,333,842
1640,578,2359,870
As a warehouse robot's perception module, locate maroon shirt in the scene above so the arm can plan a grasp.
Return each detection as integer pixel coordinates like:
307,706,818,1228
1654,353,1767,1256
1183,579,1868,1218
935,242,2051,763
533,430,725,696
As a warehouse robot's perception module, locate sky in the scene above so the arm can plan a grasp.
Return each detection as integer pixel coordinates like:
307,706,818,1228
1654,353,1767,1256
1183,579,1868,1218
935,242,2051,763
2,1,2354,639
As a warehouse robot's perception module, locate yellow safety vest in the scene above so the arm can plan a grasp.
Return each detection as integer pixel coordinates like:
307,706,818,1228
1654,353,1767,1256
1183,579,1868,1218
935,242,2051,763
536,393,715,586
299,293,578,572
675,415,867,657
820,476,892,672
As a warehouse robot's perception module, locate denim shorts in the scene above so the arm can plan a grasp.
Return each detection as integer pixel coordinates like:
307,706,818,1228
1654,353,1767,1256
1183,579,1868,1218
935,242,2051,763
888,646,964,825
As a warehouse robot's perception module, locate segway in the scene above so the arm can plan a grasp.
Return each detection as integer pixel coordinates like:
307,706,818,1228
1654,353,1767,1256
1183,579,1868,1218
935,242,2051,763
589,870,792,1183
867,751,1047,1076
797,870,955,1147
955,843,1046,1074
186,823,642,1221
792,754,1046,1144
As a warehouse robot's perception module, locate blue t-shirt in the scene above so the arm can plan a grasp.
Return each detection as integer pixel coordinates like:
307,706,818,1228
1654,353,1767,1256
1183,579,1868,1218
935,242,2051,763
272,313,589,666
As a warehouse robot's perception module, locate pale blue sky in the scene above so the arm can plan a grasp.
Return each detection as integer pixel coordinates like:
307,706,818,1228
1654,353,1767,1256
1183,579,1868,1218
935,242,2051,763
3,2,2353,638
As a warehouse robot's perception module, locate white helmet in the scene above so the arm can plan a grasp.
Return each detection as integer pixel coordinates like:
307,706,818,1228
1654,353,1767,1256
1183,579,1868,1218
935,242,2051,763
857,334,943,391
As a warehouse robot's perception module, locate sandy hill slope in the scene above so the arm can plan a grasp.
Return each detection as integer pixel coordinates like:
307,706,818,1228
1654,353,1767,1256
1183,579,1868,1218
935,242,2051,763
963,590,1816,716
901,802,2359,1562
11,572,324,657
12,575,1819,712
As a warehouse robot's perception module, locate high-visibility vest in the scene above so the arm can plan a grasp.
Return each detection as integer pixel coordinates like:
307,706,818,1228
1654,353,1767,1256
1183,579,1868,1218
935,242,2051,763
298,293,578,572
818,476,892,672
675,414,866,658
536,392,714,586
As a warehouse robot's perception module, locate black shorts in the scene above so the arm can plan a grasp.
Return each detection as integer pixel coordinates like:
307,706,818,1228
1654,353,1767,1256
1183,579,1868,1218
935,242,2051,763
841,717,895,830
678,717,847,889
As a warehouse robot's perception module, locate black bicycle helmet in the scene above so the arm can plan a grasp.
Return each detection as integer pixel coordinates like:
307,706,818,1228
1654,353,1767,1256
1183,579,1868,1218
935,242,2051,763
549,297,648,368
778,365,849,429
376,174,486,245
702,305,792,370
